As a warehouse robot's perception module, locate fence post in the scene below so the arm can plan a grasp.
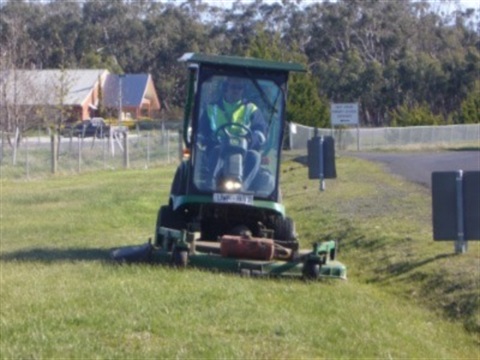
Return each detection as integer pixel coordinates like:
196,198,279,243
13,127,19,166
166,130,170,163
103,135,106,169
25,136,29,178
161,121,165,146
77,136,82,172
178,129,183,162
109,132,115,157
289,122,294,150
123,131,129,169
146,131,150,168
50,132,57,174
1,131,4,165
356,124,360,151
455,170,467,254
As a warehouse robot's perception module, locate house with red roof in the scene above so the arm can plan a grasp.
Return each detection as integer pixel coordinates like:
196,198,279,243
0,69,161,124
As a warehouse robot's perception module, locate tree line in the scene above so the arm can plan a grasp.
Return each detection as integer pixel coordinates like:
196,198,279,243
1,0,479,132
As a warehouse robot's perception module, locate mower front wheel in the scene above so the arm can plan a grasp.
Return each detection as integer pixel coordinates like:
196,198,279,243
303,260,320,280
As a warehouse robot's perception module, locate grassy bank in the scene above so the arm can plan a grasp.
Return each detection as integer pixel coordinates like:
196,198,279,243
0,158,478,358
282,152,479,333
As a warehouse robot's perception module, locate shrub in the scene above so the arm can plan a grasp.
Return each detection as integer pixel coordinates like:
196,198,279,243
390,102,443,126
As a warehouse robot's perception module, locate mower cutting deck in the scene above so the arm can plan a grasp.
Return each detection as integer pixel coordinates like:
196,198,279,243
112,231,346,279
112,53,346,280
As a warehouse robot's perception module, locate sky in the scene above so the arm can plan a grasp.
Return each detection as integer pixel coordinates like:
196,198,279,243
15,0,480,13
22,0,480,10
204,0,480,11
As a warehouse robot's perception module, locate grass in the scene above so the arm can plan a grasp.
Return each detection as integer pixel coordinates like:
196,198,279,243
282,152,479,333
1,263,476,359
1,157,479,359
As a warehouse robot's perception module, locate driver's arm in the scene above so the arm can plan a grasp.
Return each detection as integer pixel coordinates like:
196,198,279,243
197,109,212,149
250,107,267,150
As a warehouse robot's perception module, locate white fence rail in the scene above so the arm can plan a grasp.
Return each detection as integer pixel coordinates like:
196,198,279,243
289,123,480,151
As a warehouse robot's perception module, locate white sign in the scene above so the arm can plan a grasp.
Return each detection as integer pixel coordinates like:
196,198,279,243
290,123,297,134
331,103,359,126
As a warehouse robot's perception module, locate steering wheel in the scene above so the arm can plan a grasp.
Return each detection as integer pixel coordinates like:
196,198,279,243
214,123,252,144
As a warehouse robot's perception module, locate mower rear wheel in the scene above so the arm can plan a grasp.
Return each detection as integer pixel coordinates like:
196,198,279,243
155,205,185,247
158,205,184,230
172,248,188,268
273,216,299,250
273,216,297,241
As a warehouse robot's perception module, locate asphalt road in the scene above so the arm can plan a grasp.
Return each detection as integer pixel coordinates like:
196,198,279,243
347,150,480,188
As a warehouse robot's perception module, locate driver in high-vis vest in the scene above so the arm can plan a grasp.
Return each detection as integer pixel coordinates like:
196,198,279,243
198,77,267,190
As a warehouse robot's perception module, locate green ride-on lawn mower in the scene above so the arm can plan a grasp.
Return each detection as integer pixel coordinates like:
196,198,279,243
112,53,346,280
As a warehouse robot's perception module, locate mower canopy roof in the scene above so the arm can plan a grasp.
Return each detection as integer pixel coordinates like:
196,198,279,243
179,53,306,73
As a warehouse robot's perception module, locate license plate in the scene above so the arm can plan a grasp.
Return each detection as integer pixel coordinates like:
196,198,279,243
213,193,254,205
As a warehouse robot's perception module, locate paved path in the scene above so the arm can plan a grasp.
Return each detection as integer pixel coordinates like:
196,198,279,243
347,151,480,188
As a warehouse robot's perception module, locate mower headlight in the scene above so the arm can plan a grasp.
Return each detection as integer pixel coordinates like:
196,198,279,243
224,180,242,191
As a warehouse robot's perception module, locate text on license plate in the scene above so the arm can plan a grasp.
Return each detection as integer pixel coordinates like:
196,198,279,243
213,193,253,205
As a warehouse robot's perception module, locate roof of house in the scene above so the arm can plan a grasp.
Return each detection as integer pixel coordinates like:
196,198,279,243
103,74,161,110
1,69,108,106
1,69,161,112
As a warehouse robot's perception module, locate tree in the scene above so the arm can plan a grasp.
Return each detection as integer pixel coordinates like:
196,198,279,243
458,81,480,124
0,2,45,151
246,28,329,127
1,0,478,128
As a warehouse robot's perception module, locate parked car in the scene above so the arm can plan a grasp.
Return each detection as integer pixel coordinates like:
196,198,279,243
61,118,110,138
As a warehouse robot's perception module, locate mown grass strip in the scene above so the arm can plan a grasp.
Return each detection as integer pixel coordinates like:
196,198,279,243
0,159,478,358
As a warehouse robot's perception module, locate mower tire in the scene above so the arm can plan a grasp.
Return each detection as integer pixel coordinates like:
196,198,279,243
172,248,188,268
273,216,296,241
303,259,320,279
154,205,186,246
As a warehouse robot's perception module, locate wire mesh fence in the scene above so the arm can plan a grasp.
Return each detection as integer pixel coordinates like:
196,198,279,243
0,129,181,179
1,123,478,180
289,123,480,151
